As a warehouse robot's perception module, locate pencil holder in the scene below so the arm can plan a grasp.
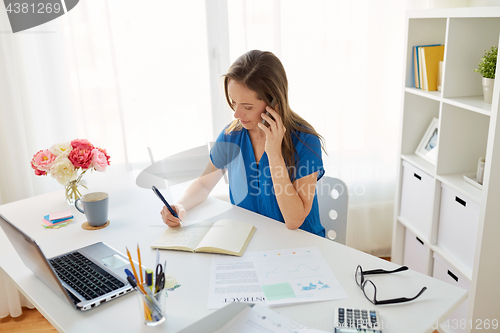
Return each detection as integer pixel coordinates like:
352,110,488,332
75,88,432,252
136,284,167,326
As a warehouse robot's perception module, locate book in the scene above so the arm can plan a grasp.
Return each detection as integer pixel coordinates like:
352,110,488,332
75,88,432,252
412,44,441,89
421,45,445,91
151,219,256,257
413,46,419,88
419,47,425,90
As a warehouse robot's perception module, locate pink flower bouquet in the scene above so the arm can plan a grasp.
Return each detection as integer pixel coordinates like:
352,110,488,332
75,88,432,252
31,139,110,203
31,139,111,183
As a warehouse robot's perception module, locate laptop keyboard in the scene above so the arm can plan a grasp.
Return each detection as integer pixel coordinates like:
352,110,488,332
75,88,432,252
49,252,125,301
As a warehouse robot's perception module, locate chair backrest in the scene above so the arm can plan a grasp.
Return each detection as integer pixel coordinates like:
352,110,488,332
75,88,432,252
317,176,349,244
139,145,209,186
142,146,231,202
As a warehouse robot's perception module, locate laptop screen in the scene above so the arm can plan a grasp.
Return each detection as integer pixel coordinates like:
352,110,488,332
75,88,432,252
0,214,75,307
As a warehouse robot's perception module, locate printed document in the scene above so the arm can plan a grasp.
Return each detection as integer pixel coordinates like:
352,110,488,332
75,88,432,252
250,247,347,306
208,254,266,309
208,247,347,308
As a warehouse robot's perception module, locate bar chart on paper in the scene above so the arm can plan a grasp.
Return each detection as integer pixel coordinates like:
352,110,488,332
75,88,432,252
250,247,348,306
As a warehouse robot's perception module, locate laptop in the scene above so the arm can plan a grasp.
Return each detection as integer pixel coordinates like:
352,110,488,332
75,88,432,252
0,213,135,311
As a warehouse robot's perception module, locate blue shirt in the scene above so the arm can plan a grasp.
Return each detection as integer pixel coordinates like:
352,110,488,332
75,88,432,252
210,127,325,237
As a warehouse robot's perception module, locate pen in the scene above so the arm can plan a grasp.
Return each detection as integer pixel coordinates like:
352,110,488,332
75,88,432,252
152,185,183,225
124,268,136,281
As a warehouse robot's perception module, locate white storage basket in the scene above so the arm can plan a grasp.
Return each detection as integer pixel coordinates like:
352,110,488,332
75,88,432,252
400,161,434,239
437,184,480,272
432,253,470,333
403,228,430,275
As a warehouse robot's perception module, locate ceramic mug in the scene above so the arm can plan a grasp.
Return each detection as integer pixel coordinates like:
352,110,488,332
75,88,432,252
75,192,109,227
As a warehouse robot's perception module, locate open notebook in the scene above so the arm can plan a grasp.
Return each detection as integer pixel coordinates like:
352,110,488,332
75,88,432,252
151,219,256,257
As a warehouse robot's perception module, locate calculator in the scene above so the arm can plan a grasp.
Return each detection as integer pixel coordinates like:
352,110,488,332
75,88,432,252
334,307,382,333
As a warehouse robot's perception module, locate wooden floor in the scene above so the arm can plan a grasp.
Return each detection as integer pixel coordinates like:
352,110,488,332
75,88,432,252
0,308,57,332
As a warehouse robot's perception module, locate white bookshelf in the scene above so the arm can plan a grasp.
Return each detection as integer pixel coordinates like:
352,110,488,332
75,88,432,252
392,7,500,333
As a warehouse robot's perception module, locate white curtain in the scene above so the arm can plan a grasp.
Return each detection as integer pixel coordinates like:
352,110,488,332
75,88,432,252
0,268,34,318
0,0,212,205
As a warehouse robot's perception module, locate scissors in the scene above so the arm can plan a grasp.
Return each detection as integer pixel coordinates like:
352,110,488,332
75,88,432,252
155,263,165,293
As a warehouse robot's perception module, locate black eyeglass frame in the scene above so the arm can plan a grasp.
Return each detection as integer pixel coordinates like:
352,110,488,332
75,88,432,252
355,265,427,305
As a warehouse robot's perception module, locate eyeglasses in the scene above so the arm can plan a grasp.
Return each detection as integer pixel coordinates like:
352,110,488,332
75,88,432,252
355,265,427,305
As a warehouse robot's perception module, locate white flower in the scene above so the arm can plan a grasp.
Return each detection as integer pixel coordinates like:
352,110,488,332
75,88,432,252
49,156,78,185
49,142,73,157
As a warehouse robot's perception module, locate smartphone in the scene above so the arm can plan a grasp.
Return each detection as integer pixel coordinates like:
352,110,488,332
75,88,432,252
261,98,276,127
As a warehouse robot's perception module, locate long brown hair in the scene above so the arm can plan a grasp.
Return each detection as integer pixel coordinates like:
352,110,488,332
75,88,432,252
223,50,326,179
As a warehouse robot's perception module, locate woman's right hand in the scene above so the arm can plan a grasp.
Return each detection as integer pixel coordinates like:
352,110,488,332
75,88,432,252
160,204,186,227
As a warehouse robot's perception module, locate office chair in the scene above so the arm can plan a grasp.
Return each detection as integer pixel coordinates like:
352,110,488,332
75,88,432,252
317,176,349,244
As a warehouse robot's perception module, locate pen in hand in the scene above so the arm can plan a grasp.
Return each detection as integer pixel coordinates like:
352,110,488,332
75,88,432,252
152,186,183,226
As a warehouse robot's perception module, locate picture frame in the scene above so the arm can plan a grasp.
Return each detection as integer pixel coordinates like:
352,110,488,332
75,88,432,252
415,117,439,165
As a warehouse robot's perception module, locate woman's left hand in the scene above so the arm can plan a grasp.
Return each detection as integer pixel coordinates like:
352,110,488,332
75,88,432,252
258,106,286,157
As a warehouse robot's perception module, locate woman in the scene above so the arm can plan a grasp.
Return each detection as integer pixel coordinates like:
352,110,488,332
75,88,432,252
161,50,326,236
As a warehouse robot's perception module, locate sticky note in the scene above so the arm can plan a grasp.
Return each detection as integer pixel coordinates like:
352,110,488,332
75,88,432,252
49,210,72,221
42,218,72,227
261,282,296,301
44,215,73,224
42,223,66,229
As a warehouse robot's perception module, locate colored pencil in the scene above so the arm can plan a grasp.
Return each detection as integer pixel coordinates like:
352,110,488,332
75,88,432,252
125,247,146,294
137,243,144,285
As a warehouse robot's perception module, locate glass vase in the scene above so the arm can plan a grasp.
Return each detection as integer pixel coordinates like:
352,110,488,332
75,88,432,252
65,179,88,205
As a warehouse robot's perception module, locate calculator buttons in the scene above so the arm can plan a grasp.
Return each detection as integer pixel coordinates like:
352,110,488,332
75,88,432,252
335,307,381,332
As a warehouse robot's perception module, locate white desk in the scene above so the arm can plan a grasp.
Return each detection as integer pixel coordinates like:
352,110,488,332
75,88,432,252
0,172,467,333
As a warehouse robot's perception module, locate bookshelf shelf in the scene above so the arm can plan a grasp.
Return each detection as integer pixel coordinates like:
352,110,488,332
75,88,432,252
401,153,435,176
443,96,492,115
404,87,442,101
393,7,500,333
431,245,473,282
397,216,430,245
435,173,482,204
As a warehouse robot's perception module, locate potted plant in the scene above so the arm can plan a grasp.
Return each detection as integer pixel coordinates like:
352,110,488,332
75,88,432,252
474,46,497,103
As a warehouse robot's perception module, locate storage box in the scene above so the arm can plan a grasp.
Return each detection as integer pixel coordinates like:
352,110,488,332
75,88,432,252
432,253,470,333
403,228,430,275
437,184,480,272
400,161,434,238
